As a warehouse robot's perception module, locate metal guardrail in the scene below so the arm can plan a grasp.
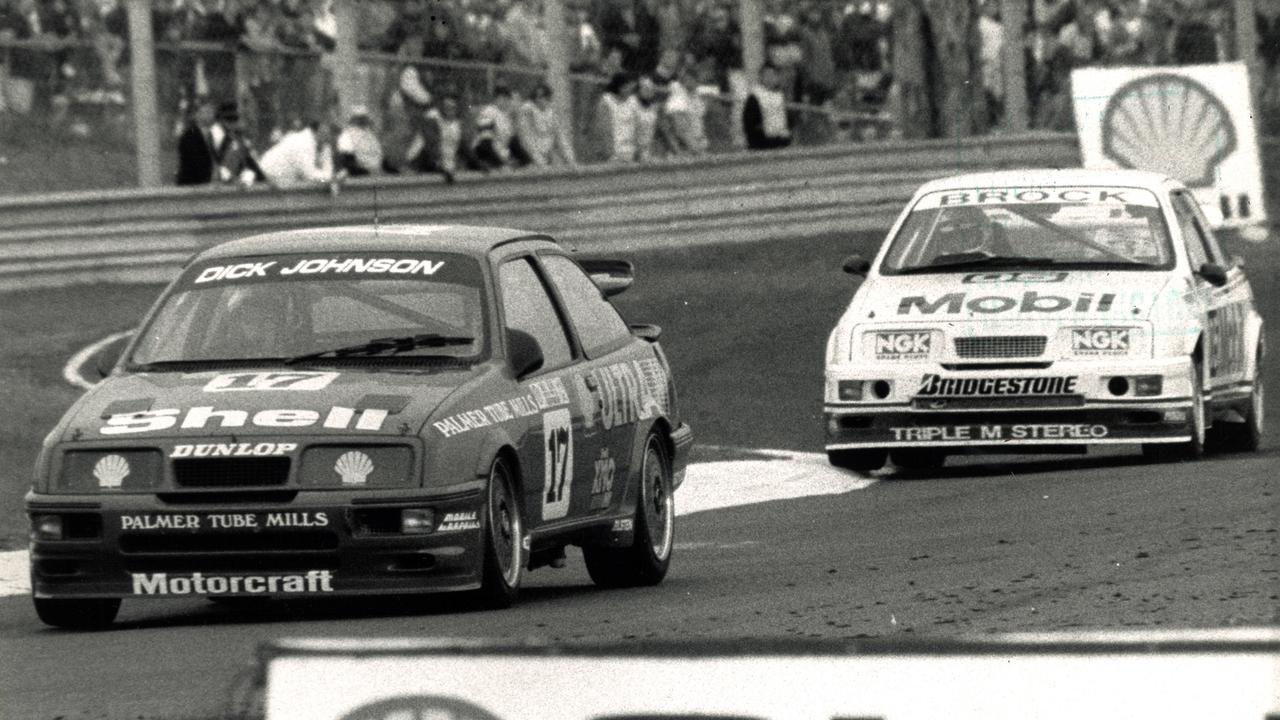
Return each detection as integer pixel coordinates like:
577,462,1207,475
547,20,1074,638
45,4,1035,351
0,131,1081,291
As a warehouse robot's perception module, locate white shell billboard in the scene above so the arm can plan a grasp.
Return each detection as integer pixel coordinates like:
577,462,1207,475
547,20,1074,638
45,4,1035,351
1072,62,1268,230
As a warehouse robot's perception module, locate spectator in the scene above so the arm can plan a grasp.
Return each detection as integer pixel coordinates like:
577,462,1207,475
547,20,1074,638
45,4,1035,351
662,65,709,157
652,48,681,86
978,1,1004,126
593,72,638,162
688,1,741,92
211,102,266,187
422,95,463,181
336,106,385,177
500,0,546,66
743,63,791,150
633,75,659,161
655,0,686,60
835,1,885,74
568,5,604,71
516,82,577,167
175,96,219,186
797,3,836,106
472,84,517,170
258,121,338,189
599,0,645,75
764,0,804,101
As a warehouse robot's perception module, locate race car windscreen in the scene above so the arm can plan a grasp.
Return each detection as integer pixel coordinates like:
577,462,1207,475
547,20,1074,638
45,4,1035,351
129,253,486,365
880,186,1175,275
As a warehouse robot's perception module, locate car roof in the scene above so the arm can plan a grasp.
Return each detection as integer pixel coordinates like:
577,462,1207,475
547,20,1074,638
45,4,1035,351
915,168,1177,195
195,224,557,261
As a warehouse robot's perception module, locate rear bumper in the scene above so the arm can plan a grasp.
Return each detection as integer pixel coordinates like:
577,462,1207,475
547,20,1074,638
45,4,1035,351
26,488,487,600
824,403,1193,449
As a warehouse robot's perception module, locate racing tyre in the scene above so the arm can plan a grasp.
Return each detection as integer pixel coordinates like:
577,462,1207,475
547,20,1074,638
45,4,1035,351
476,456,524,609
889,448,947,471
1144,359,1206,462
33,597,120,630
827,448,887,472
584,433,673,588
1211,374,1264,453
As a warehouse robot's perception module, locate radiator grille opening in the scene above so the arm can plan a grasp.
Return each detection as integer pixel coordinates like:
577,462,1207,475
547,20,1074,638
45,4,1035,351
954,336,1047,359
172,458,290,488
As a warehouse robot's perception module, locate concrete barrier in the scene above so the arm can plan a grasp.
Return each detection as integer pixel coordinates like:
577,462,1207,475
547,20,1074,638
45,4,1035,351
0,132,1080,290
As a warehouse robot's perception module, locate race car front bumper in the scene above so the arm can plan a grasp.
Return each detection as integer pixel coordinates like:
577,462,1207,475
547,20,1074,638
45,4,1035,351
27,486,488,600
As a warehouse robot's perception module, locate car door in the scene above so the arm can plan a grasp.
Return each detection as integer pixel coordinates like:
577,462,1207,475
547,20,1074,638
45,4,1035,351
1171,191,1251,390
495,255,601,528
537,253,646,516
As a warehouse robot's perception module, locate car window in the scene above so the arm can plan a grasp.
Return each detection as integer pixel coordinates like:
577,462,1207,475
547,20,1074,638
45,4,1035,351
498,257,573,371
1171,194,1211,269
540,255,632,357
1180,193,1227,264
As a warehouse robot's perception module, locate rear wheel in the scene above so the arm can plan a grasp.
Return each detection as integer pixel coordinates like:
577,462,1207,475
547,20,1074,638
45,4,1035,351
33,597,120,630
889,448,947,470
475,457,524,609
584,433,673,588
827,448,887,472
1144,358,1206,462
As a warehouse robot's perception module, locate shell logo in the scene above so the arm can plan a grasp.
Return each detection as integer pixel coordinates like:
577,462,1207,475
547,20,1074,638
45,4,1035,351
334,451,374,485
92,454,131,489
1101,73,1236,188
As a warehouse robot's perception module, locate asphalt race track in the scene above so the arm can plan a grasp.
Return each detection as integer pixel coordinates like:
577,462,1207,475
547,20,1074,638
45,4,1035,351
1,232,1278,720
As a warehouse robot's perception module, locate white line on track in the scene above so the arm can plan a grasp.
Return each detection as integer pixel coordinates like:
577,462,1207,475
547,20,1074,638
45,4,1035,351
62,330,131,391
0,449,873,598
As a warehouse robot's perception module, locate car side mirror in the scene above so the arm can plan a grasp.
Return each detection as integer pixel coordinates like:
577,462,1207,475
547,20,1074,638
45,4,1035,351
841,254,870,277
1197,262,1229,287
92,332,133,381
506,329,544,379
579,258,634,298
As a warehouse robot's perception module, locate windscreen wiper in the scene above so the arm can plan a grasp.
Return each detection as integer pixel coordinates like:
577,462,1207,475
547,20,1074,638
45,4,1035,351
900,253,1056,274
284,334,475,364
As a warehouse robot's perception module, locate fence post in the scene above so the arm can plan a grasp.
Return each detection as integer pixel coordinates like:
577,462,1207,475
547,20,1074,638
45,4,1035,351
1234,0,1260,99
543,0,573,145
333,0,361,118
125,0,162,187
1000,0,1028,131
739,0,763,79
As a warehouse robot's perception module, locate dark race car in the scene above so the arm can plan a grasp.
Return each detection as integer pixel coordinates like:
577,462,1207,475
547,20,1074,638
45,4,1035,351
27,225,693,628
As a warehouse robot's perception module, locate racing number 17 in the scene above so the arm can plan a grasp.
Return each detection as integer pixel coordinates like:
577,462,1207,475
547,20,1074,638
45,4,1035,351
540,408,574,520
545,428,570,503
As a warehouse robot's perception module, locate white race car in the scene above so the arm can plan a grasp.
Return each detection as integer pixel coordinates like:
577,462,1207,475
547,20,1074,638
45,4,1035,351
824,169,1263,471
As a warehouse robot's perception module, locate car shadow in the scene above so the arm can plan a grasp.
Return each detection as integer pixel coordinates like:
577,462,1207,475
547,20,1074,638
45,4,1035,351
881,445,1280,482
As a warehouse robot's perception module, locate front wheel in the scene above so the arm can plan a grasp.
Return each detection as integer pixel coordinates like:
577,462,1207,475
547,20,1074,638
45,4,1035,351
827,448,887,472
475,457,524,609
1144,358,1206,462
33,597,120,630
584,433,673,588
1210,360,1264,453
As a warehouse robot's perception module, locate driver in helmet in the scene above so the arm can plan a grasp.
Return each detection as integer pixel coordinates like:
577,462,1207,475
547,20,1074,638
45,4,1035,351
205,285,303,359
930,206,1012,262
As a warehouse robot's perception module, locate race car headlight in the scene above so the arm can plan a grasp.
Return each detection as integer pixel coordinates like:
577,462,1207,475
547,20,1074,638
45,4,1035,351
55,450,163,493
1065,327,1143,356
861,330,939,361
299,446,415,488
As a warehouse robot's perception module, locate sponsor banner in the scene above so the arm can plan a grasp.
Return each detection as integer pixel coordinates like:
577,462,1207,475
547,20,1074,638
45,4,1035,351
574,358,670,433
890,423,1110,442
436,511,481,533
898,291,1115,316
180,252,482,288
433,377,571,438
204,372,339,392
132,569,334,595
913,186,1160,210
100,405,388,435
611,517,634,532
589,448,616,511
874,331,931,360
171,442,297,458
120,511,330,531
1071,328,1132,356
917,375,1079,397
962,271,1069,284
1071,63,1268,228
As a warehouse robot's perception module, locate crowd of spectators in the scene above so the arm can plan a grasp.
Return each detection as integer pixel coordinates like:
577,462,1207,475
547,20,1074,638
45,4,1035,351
0,0,1273,186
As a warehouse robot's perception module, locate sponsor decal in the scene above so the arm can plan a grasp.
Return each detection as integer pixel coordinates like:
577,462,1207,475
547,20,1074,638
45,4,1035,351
898,291,1115,316
131,569,334,595
194,258,445,284
1071,328,1131,355
875,332,931,360
100,405,388,435
204,372,339,392
913,187,1159,210
612,518,634,532
917,374,1079,397
334,450,374,485
590,447,616,511
541,409,574,521
92,454,130,488
120,512,329,531
171,442,297,458
436,511,481,533
962,271,1069,284
432,377,571,438
890,423,1109,442
575,358,670,432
